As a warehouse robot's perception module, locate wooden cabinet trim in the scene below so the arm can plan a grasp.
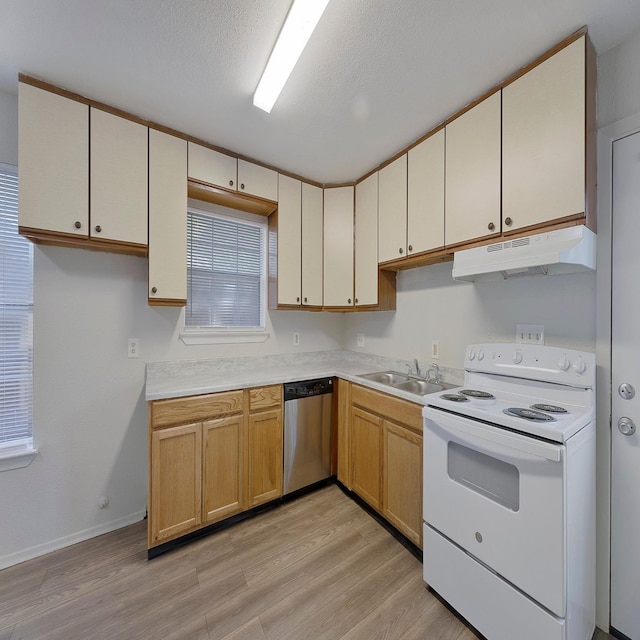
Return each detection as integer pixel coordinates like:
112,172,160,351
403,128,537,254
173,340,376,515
150,391,244,429
351,384,422,433
249,385,282,411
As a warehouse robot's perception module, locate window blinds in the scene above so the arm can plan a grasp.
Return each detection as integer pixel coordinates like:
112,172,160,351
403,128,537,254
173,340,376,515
0,165,33,445
186,211,265,328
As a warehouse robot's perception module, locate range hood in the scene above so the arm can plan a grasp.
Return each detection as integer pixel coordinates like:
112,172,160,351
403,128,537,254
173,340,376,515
452,225,597,282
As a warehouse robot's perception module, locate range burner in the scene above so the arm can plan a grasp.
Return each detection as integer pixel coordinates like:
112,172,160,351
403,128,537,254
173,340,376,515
503,407,557,422
530,403,568,414
441,393,469,402
460,389,495,400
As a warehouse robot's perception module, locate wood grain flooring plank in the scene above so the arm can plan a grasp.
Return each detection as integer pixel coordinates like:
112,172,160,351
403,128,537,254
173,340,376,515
216,616,267,640
1,484,613,640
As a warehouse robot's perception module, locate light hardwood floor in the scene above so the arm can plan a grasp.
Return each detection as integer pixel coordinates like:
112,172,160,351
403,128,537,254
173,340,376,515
1,485,614,640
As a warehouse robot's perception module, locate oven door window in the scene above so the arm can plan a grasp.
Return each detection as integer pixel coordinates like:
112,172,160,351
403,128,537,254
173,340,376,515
448,441,519,511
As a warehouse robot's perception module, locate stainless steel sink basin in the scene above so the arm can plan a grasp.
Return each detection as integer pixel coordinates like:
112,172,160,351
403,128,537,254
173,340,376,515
357,370,449,396
393,379,443,395
358,371,412,385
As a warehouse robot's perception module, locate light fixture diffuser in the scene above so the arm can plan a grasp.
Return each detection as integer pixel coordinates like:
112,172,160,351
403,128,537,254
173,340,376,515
253,0,330,113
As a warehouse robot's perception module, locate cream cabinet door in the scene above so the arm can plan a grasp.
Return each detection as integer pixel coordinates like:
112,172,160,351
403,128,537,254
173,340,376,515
502,36,585,233
90,108,148,245
238,160,278,201
355,172,378,306
188,142,237,190
301,183,323,306
277,174,302,305
323,186,354,307
378,155,407,263
445,92,501,247
18,82,89,236
408,129,445,254
148,129,187,305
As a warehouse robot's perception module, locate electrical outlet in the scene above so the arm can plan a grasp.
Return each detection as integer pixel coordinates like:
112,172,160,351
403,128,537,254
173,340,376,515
128,338,139,358
431,340,440,360
356,332,365,348
516,324,545,345
293,332,300,346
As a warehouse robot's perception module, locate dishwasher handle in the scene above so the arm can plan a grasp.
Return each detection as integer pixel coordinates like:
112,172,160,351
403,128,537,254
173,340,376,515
284,377,333,401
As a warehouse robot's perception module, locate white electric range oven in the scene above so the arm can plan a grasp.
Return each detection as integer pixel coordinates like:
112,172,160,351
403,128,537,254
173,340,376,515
422,343,595,640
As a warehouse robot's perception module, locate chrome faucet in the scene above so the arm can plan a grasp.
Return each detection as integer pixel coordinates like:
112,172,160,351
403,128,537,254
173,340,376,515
406,358,422,377
426,363,441,384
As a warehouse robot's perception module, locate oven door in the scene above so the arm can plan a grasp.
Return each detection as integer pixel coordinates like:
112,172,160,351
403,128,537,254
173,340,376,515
423,407,565,617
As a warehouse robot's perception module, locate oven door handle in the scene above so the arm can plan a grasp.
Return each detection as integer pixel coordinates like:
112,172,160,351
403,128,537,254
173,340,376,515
424,410,562,462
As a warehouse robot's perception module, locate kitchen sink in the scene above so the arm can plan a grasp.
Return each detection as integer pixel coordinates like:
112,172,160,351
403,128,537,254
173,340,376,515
357,371,412,385
357,370,450,396
393,379,444,395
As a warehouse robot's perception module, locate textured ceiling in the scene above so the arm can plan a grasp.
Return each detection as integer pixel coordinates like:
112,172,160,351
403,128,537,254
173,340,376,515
2,0,640,183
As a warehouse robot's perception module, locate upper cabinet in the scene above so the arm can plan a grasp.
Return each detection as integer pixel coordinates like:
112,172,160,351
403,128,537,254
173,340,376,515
355,172,379,306
275,174,302,306
378,155,407,263
18,82,89,239
90,108,148,247
444,91,502,247
187,142,277,202
407,129,445,254
301,183,324,306
148,129,188,306
18,81,147,255
188,142,237,190
502,34,591,234
324,186,354,308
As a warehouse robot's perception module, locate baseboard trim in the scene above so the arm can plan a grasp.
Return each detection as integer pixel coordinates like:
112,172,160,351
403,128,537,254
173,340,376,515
610,627,632,640
0,510,146,570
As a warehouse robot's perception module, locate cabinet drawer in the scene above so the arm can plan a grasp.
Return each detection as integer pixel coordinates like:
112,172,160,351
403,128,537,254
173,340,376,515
150,391,244,429
351,384,422,433
249,385,282,411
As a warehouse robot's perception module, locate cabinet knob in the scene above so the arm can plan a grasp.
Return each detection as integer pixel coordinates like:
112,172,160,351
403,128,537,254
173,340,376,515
229,180,234,187
74,221,82,229
399,247,403,254
95,225,102,233
505,217,513,226
240,183,245,190
355,298,358,304
304,297,307,303
296,297,300,302
347,298,352,304
408,244,413,252
488,222,495,231
151,286,157,294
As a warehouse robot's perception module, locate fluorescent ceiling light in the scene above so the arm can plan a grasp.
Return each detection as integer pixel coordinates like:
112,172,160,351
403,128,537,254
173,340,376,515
253,0,330,113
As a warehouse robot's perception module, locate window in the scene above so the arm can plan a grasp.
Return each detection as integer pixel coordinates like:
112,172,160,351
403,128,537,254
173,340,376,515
182,204,268,344
0,163,36,469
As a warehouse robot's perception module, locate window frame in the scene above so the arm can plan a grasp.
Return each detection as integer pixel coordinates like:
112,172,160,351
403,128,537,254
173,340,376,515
0,162,37,471
180,201,270,345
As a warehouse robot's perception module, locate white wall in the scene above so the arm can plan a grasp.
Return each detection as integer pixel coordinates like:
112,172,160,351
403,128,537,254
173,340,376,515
344,262,596,365
598,28,640,128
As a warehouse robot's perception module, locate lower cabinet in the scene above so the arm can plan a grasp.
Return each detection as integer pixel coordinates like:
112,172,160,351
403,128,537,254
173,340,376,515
347,383,423,547
148,385,282,548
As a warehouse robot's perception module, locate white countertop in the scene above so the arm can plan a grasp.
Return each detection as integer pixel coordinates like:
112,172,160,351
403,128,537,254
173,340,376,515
145,349,463,404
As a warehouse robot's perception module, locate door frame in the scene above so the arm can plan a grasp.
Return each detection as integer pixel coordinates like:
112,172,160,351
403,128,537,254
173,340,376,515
597,111,640,631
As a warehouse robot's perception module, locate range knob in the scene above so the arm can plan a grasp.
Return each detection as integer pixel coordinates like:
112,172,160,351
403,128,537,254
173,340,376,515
513,351,523,365
558,355,571,371
468,348,476,361
572,357,587,374
477,348,485,361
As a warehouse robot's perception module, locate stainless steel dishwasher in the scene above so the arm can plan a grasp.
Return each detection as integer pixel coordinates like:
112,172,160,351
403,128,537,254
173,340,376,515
283,377,333,495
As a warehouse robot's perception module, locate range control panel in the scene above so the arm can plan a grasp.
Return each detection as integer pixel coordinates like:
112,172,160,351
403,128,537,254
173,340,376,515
465,343,595,389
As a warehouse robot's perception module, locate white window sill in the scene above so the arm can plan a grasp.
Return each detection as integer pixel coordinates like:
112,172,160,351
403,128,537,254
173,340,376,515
0,442,38,472
180,328,270,345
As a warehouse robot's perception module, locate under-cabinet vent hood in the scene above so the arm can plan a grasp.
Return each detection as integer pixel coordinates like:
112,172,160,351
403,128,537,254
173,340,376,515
452,225,596,282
